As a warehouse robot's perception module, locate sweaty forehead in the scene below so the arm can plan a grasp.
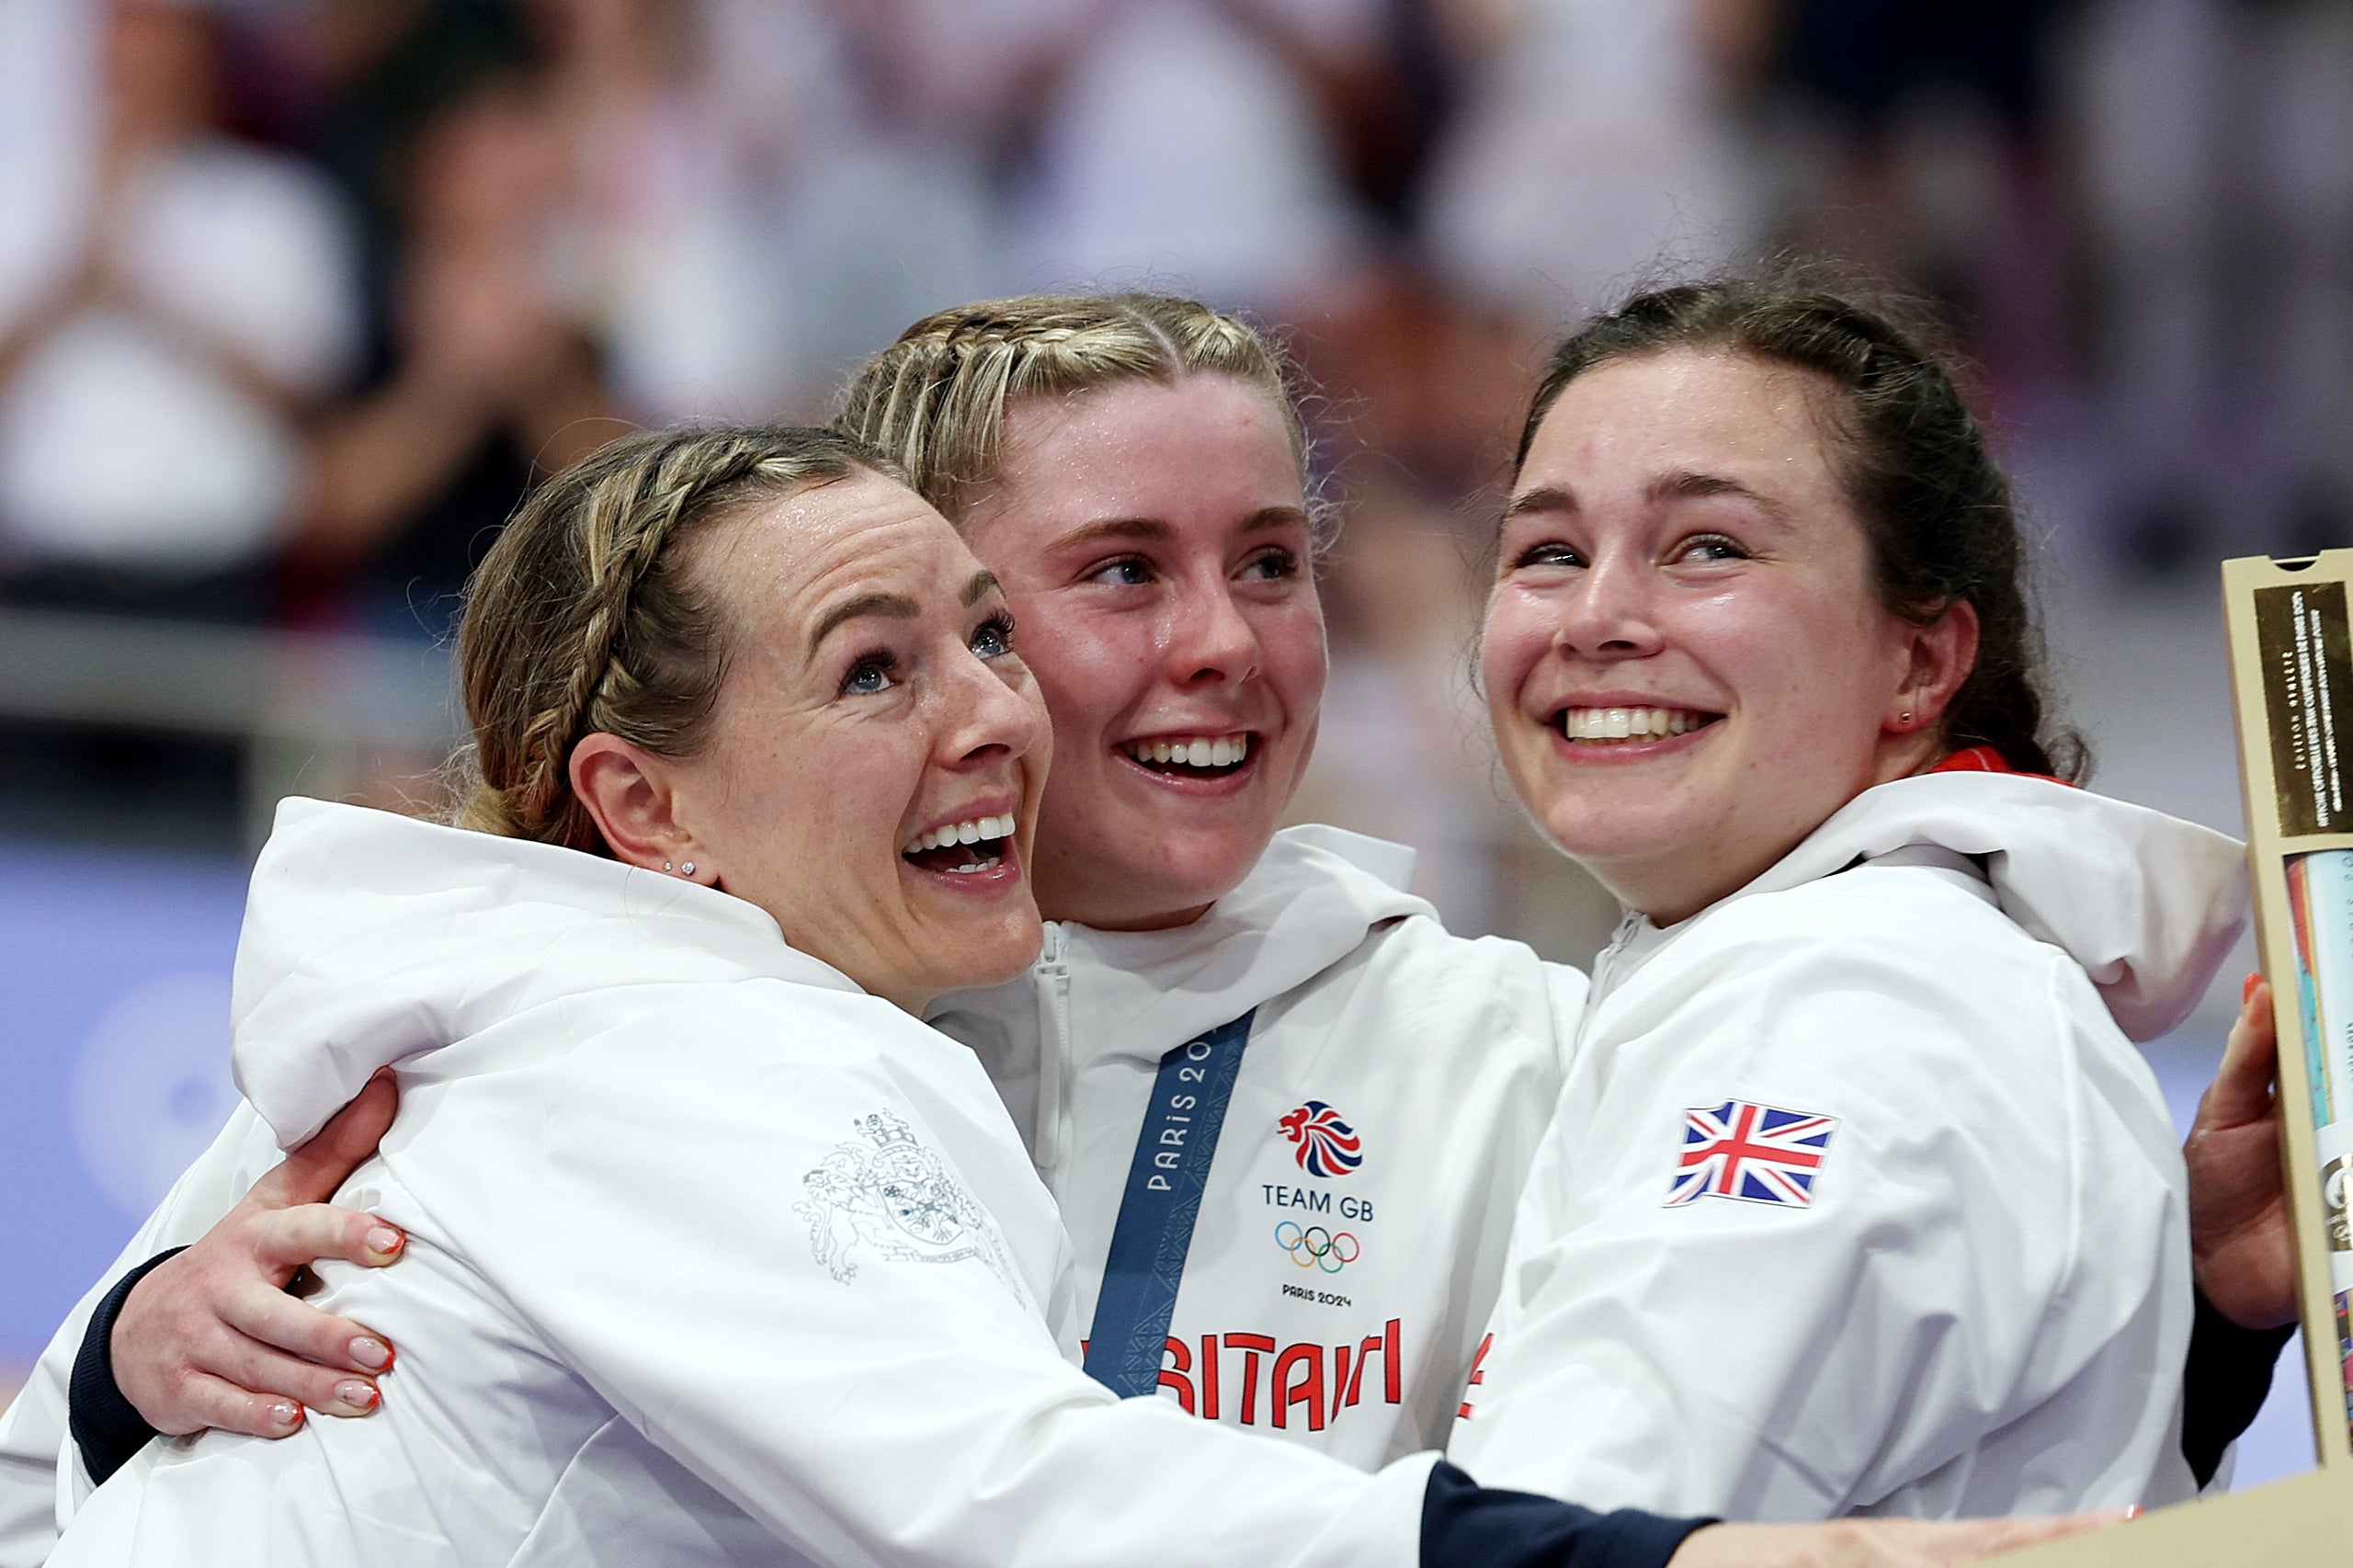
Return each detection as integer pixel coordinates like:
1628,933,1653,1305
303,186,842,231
706,474,972,625
992,375,1304,514
1528,350,1839,481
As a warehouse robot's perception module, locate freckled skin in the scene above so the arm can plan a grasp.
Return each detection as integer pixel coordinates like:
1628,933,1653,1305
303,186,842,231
1481,349,1974,925
958,376,1327,931
656,475,1051,1010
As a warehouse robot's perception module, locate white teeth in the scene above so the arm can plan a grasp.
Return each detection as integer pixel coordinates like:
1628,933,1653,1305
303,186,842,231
1562,706,1706,743
902,812,1017,856
1126,735,1249,769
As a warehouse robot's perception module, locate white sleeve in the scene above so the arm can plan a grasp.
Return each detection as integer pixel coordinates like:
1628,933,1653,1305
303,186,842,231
1448,906,2183,1521
1538,960,1589,1075
0,1104,284,1567
414,1000,1438,1568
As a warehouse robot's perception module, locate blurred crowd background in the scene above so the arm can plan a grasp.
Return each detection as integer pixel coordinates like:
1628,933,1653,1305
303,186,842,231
2,0,2349,1481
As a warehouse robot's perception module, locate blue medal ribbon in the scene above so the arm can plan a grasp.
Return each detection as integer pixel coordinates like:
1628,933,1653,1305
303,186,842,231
1082,1010,1256,1396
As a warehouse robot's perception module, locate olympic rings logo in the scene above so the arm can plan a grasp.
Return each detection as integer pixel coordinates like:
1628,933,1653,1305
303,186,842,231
1275,1221,1361,1273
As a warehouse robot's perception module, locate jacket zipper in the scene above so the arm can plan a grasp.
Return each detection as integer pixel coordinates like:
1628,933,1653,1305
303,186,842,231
1032,923,1074,1188
1582,911,1641,1035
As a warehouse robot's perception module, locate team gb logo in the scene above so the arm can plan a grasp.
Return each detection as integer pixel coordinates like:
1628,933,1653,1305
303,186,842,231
1279,1100,1363,1177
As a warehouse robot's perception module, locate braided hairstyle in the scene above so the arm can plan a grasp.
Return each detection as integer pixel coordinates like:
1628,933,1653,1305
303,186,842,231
1516,274,2084,780
450,424,900,853
834,291,1324,539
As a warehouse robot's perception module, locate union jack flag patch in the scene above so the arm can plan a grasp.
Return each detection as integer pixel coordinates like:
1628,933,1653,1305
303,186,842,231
1665,1099,1836,1209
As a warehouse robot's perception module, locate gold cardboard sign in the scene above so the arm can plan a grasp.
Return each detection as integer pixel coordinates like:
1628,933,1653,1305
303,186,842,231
2000,552,2353,1562
2254,580,2353,837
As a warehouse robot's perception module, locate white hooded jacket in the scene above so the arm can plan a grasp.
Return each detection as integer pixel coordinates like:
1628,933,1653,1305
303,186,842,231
1449,772,2249,1521
22,801,1462,1568
926,824,1585,1467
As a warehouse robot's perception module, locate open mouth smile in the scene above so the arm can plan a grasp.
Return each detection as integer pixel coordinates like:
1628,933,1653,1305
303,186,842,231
1118,733,1254,778
900,811,1017,874
1553,705,1722,745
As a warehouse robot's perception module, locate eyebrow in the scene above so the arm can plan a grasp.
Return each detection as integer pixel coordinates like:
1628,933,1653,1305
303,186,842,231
807,591,918,657
1041,506,1310,554
1503,485,1576,520
1645,470,1793,521
805,572,1001,661
1501,472,1792,525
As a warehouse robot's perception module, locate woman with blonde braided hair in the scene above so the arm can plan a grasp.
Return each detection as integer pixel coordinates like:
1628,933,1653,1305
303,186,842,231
0,417,2104,1568
112,290,2136,1521
60,288,2208,1548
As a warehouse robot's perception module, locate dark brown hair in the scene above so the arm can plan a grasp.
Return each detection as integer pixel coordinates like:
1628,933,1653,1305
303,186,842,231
1516,273,2082,779
450,424,900,853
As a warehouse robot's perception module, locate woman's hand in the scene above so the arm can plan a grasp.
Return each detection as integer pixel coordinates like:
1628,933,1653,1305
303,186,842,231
1667,1511,2123,1567
2185,976,2301,1330
112,1072,407,1437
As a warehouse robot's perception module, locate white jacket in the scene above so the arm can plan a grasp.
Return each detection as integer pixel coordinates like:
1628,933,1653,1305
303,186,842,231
927,825,1584,1467
20,801,1450,1568
1448,773,2248,1521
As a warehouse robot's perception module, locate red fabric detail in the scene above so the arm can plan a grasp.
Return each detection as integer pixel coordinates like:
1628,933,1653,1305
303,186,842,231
1927,744,2072,786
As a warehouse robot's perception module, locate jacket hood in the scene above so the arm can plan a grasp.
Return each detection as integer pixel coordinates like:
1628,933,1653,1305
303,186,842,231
926,825,1433,1167
1708,772,2247,1040
934,824,1432,1062
232,799,856,1147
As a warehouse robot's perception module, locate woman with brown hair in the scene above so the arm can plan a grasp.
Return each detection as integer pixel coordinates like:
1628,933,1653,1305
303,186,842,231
46,284,2230,1536
1455,278,2244,1517
0,420,2097,1568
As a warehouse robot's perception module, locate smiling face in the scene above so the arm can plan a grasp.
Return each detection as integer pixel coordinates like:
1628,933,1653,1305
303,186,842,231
956,374,1326,930
1482,348,1973,925
632,472,1051,1009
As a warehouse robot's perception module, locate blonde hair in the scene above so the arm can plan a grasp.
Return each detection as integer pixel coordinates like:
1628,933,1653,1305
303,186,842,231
450,424,899,853
834,291,1320,532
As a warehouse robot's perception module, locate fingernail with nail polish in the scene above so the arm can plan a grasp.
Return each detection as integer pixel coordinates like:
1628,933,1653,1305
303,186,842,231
335,1381,378,1411
268,1400,301,1427
366,1225,403,1256
350,1336,392,1370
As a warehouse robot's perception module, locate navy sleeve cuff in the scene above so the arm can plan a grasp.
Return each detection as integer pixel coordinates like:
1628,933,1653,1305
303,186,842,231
2180,1282,2296,1488
1422,1460,1714,1568
69,1247,186,1486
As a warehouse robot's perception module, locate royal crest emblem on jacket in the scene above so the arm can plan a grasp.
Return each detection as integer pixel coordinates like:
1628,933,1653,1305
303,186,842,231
796,1110,1016,1288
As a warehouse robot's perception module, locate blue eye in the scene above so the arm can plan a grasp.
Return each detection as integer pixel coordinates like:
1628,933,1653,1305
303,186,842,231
972,612,1016,660
1677,534,1746,563
841,654,896,696
1088,555,1154,586
1513,541,1585,570
1241,548,1300,581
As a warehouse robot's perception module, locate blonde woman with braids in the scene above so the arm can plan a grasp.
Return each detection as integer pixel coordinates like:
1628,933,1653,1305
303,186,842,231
0,425,2105,1568
30,293,2213,1535
40,288,2251,1529
73,293,1589,1483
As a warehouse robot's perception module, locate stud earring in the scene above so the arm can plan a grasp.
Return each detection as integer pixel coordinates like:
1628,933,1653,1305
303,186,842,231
1899,710,1914,726
662,862,674,872
680,862,696,877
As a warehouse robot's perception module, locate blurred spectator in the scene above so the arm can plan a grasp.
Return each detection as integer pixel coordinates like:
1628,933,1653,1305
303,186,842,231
1763,0,2077,409
220,0,541,359
0,0,361,622
2074,0,2353,569
529,0,804,419
1015,0,1375,311
289,73,618,637
1420,0,1767,324
1287,264,1535,499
